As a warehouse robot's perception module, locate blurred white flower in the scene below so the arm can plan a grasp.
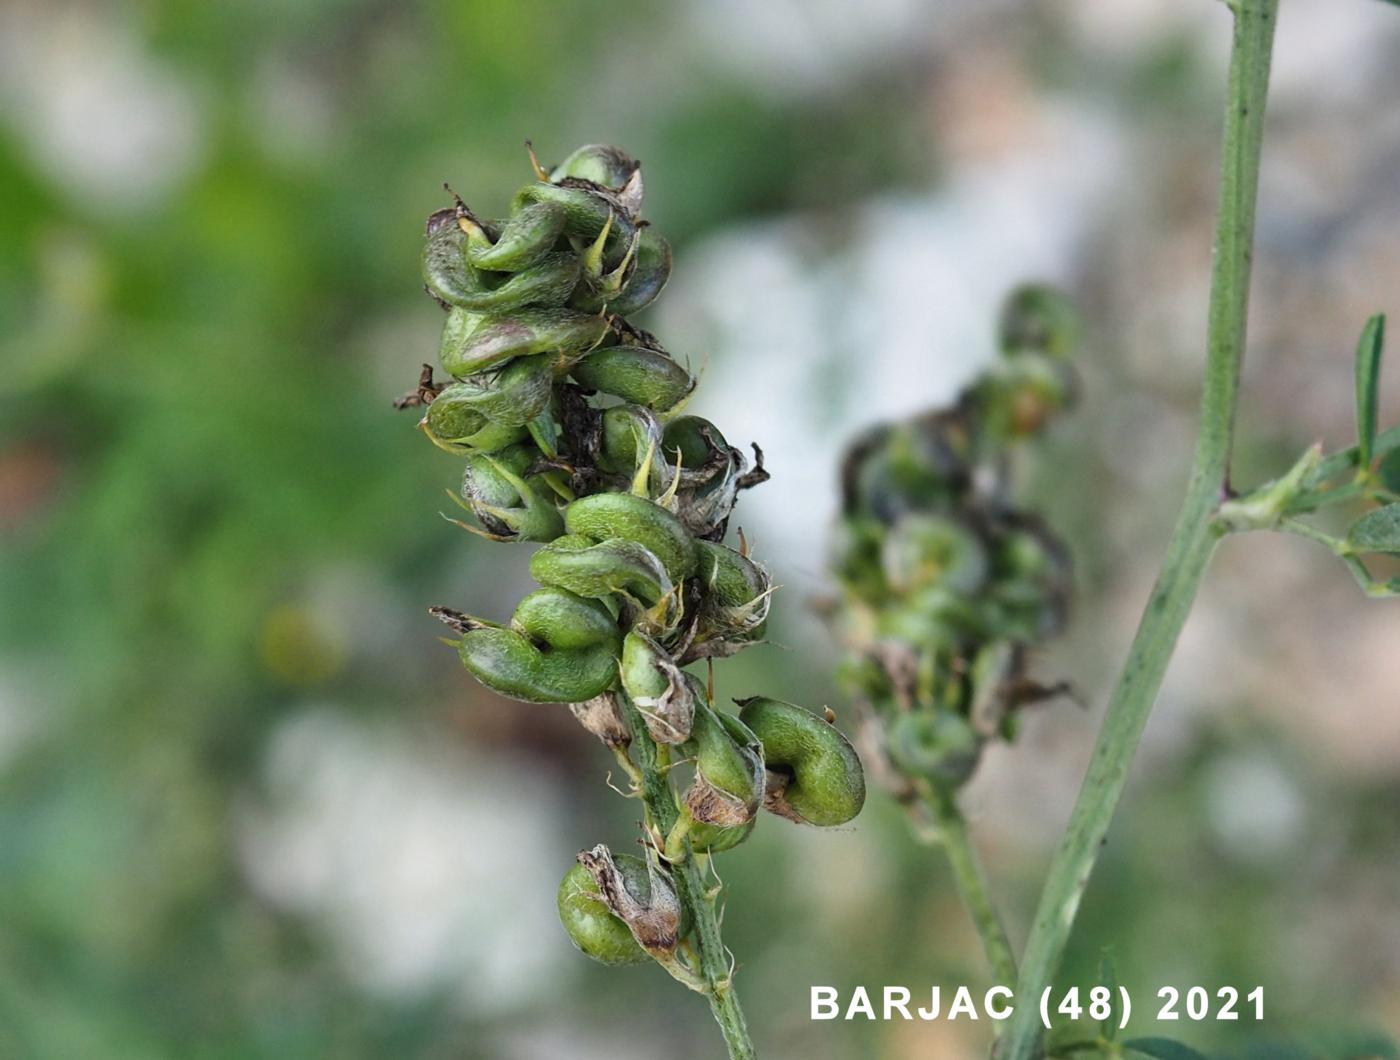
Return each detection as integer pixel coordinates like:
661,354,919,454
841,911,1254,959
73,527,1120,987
1202,751,1307,865
0,7,205,212
237,707,570,1014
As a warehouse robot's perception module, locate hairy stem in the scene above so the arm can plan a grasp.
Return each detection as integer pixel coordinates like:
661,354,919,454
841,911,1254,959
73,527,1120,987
998,2,1279,1056
922,783,1018,989
621,695,757,1060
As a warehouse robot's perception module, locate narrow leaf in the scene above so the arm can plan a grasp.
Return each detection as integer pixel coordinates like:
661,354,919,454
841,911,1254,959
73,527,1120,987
1378,447,1400,493
1125,1038,1210,1060
1347,503,1400,553
1355,313,1385,467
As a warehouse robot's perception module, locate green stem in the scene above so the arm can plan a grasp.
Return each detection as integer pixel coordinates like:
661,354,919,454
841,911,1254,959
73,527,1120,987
621,694,757,1060
923,782,1019,989
998,3,1279,1056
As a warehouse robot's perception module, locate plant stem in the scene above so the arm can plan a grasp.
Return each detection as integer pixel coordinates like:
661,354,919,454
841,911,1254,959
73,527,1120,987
621,694,757,1060
998,2,1280,1056
922,782,1019,989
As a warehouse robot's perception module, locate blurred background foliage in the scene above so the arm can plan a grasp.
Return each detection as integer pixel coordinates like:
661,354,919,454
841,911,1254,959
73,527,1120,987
1,1,1398,1057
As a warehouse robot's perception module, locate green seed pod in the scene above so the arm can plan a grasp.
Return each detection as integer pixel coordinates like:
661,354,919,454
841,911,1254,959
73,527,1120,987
686,817,756,854
557,860,648,966
514,182,638,263
570,346,695,413
549,144,640,190
597,404,665,478
423,403,526,454
574,845,687,959
531,534,674,606
460,445,564,541
606,227,672,316
453,252,582,314
683,701,764,828
661,416,744,538
440,306,609,379
737,697,866,827
457,587,621,704
620,630,694,744
423,216,580,312
463,201,566,272
882,514,988,596
424,356,555,452
998,283,1079,360
886,710,981,788
688,540,771,658
662,416,726,469
564,493,698,582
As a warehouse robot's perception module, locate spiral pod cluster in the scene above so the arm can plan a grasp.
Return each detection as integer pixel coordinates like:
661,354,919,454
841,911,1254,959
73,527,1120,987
406,145,865,976
829,285,1078,794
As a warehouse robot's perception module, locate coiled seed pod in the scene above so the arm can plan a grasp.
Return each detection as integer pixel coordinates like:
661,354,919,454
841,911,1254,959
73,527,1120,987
571,346,695,412
440,306,609,378
531,535,674,607
563,493,697,582
459,445,564,542
738,697,866,827
462,201,566,272
456,587,621,703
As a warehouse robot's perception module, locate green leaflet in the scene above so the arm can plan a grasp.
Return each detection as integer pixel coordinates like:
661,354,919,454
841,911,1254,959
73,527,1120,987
1347,502,1400,553
1355,313,1385,467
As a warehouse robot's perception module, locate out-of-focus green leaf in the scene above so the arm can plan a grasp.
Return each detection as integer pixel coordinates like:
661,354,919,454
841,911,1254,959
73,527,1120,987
1125,1039,1210,1060
1355,314,1385,467
1378,447,1400,492
1347,503,1400,553
1222,1027,1399,1059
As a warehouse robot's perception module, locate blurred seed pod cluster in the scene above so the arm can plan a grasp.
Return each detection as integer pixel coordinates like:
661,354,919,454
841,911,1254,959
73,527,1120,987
404,145,865,973
828,286,1078,799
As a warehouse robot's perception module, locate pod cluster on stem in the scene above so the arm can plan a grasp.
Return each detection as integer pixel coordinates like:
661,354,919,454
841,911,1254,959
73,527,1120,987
828,285,1079,806
401,144,865,1044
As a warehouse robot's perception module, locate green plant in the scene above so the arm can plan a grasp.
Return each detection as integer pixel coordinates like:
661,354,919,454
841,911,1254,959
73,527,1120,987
822,3,1400,1055
403,143,866,1059
991,1,1400,1056
827,284,1079,989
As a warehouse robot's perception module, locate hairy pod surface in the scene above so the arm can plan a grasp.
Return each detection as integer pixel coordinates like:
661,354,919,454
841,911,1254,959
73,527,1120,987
571,346,695,412
457,588,620,703
531,535,674,606
563,493,698,582
737,697,866,827
557,854,671,966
